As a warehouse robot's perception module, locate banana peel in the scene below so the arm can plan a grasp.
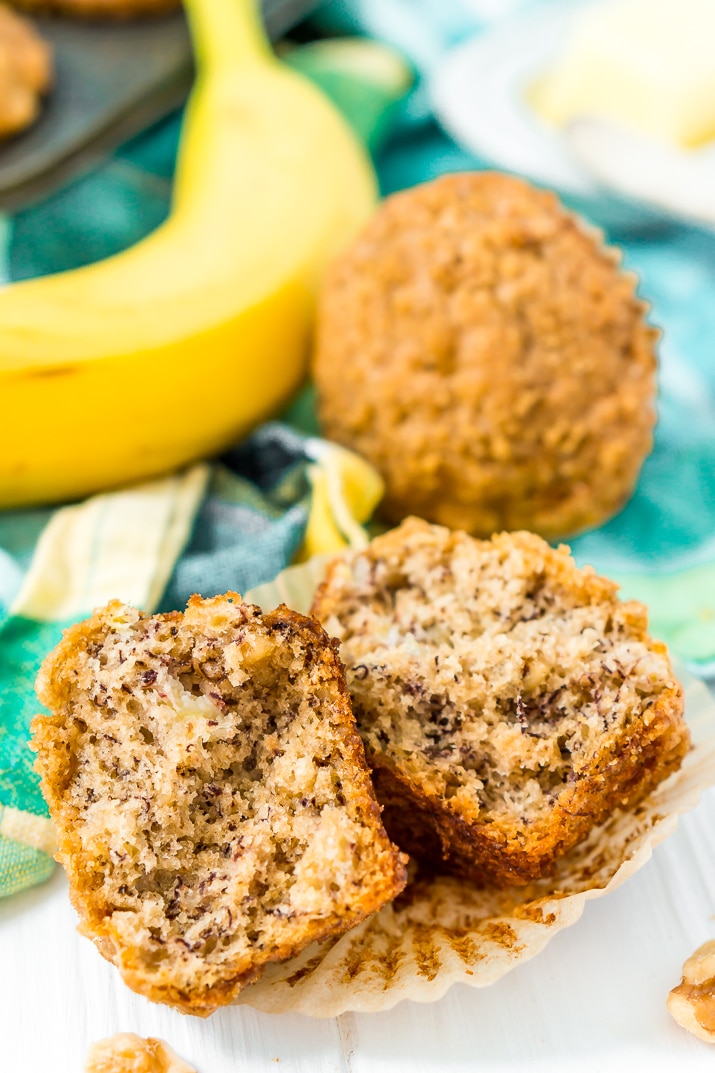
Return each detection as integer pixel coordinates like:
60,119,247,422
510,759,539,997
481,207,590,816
0,0,379,509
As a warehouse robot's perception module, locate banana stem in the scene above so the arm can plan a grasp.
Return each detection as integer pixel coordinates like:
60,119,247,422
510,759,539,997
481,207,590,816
182,0,272,71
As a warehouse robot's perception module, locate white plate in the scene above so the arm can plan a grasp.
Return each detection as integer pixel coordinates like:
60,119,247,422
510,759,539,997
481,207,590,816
429,0,668,230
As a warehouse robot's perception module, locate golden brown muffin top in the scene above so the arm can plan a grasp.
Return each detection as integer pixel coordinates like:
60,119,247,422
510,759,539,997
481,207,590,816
314,172,657,539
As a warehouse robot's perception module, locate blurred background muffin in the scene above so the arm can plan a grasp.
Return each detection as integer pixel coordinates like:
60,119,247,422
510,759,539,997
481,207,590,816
0,3,51,139
9,0,178,17
313,171,658,540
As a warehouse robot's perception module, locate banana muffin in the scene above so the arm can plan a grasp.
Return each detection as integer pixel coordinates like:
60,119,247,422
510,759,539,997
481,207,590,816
32,594,406,1015
10,0,178,17
0,4,51,139
313,172,658,540
312,518,689,887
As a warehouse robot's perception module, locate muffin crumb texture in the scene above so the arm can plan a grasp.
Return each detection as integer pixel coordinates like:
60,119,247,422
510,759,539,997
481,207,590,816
314,171,657,539
32,594,406,1016
312,518,689,886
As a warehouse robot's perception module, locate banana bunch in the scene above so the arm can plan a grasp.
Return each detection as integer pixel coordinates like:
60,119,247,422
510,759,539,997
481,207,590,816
0,0,376,508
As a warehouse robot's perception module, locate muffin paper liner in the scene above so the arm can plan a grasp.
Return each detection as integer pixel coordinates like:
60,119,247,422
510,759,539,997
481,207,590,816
234,556,715,1017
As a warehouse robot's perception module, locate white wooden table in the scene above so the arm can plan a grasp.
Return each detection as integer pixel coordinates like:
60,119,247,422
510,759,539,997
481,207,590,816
2,779,715,1073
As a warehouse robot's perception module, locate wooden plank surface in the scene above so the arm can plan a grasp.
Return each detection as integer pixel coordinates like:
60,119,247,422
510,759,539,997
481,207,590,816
2,783,714,1072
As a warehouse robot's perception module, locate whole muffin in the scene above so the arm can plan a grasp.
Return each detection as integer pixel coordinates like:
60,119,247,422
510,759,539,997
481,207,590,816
313,172,658,539
0,4,51,139
10,0,178,17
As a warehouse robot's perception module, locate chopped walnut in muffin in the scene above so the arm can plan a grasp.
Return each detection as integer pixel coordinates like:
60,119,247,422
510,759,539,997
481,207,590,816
668,940,715,1043
85,1034,196,1073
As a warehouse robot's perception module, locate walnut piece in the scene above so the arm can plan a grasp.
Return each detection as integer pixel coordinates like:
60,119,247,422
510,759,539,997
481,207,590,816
84,1034,197,1073
667,940,715,1043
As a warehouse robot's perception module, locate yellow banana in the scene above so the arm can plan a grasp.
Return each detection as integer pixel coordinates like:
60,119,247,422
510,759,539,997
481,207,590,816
0,0,376,508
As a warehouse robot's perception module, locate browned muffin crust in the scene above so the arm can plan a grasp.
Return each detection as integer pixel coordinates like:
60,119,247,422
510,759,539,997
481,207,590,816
313,171,657,540
0,4,52,138
32,594,406,1016
312,519,689,887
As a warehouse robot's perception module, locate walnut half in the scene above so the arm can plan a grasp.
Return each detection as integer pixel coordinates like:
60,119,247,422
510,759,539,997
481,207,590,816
667,940,715,1044
84,1034,197,1073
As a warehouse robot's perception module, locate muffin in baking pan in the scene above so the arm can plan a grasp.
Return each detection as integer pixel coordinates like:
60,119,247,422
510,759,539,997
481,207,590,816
0,4,52,139
32,593,406,1015
312,518,689,887
10,0,179,18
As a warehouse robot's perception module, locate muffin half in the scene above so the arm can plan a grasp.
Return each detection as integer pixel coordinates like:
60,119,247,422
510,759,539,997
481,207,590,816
32,594,406,1015
312,518,689,887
